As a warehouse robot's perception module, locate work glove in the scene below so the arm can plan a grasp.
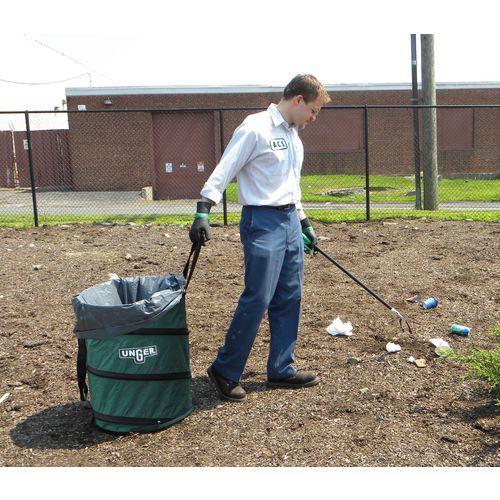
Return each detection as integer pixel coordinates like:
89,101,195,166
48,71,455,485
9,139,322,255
301,217,318,254
189,201,212,245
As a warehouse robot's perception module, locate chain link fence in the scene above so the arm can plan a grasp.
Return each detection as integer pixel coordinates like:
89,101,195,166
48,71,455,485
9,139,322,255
1,105,498,227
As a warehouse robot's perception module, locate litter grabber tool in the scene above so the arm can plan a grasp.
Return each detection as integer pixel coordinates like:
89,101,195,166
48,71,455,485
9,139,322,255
303,235,412,334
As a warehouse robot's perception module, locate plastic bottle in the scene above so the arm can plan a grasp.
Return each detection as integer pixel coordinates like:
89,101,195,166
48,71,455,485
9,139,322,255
451,324,471,336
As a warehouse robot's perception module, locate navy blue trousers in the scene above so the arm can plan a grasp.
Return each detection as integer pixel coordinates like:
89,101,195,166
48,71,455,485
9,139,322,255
212,205,304,382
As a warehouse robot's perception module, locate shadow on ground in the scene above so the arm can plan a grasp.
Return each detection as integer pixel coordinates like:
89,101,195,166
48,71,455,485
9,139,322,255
10,401,116,450
447,397,500,466
10,374,258,450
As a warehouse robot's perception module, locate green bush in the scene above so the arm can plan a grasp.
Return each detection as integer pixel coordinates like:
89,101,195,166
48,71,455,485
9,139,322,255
446,346,500,405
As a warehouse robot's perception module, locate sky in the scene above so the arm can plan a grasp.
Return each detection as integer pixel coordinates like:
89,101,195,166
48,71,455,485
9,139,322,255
1,0,499,115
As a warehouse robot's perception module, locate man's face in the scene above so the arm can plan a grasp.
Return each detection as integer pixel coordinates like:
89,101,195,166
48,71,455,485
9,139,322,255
292,95,323,130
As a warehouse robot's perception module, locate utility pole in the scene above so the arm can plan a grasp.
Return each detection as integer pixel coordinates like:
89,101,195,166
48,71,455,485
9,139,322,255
420,34,439,210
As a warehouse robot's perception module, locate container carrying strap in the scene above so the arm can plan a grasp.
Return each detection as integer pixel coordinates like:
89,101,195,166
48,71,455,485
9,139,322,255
183,242,202,291
77,338,89,401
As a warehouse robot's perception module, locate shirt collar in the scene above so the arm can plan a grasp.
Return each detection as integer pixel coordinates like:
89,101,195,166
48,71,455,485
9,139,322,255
268,103,295,130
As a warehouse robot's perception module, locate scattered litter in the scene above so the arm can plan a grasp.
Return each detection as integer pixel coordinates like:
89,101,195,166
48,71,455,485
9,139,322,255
430,338,453,357
108,273,120,280
164,233,171,238
407,356,416,363
0,393,10,405
451,324,471,336
422,297,438,309
405,294,421,303
32,264,43,270
386,342,401,353
125,253,133,260
360,388,369,394
430,338,450,349
326,317,353,337
414,359,427,368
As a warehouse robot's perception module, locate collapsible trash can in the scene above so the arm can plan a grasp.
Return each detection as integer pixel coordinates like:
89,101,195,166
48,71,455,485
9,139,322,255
73,244,200,434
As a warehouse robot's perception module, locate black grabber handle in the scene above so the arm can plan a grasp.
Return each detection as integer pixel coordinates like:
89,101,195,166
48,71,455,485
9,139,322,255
314,244,413,334
183,242,202,291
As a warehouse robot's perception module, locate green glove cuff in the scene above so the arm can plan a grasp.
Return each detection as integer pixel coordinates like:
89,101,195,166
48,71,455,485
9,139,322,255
302,233,313,254
195,213,209,219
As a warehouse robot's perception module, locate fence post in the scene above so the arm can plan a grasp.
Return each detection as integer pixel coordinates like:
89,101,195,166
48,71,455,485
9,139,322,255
218,110,227,226
363,105,370,221
411,34,422,210
24,111,39,227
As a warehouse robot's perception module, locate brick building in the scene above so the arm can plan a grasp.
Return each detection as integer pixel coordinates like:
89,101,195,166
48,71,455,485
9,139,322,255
65,83,500,199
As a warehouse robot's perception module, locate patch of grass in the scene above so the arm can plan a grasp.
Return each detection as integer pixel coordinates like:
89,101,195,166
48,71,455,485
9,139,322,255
445,318,500,405
446,347,500,405
490,318,500,338
0,213,241,229
1,209,498,229
301,175,500,203
307,209,500,223
225,175,500,203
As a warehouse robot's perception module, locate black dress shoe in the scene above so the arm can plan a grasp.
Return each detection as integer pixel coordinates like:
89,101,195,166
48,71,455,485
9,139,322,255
267,370,320,389
207,365,247,402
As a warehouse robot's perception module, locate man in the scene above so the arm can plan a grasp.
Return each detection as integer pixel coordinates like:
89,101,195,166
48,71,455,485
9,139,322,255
189,74,331,402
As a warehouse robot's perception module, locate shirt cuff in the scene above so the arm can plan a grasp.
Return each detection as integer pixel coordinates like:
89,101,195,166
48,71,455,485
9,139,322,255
200,185,223,205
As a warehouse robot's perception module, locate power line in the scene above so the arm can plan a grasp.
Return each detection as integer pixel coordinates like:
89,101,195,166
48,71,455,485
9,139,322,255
0,73,92,86
24,33,118,85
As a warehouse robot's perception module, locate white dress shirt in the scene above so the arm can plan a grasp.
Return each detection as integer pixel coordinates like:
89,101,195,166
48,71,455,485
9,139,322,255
200,103,304,210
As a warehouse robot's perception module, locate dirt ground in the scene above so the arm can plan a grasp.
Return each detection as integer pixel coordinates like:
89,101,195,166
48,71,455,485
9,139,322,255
0,218,499,467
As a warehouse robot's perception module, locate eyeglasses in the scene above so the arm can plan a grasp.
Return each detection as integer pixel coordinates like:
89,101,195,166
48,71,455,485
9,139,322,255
304,100,320,117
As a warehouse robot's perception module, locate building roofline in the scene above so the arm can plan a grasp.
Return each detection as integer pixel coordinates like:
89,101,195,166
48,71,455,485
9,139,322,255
65,82,500,97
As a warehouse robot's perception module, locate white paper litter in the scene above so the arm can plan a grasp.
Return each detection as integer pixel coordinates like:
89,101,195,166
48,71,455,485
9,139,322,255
407,356,416,363
0,392,10,405
386,342,401,353
430,338,453,357
430,338,450,349
326,317,353,337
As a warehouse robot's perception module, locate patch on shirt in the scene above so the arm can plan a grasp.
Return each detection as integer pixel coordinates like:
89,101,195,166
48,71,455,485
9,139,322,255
270,138,288,151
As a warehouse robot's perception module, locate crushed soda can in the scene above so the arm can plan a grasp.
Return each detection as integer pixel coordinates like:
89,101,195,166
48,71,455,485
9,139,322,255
422,297,438,309
451,324,471,336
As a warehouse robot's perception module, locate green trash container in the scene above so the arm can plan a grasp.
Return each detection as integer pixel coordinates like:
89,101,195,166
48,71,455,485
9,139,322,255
74,244,200,434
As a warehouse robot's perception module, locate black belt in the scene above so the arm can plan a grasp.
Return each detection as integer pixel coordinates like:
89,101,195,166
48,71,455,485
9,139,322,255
251,204,296,211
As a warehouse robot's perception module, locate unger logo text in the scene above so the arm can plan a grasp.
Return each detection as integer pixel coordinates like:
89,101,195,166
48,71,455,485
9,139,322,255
119,346,158,364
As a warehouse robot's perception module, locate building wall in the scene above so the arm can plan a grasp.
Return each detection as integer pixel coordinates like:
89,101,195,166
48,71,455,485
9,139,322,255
0,129,71,189
65,86,500,195
68,112,154,190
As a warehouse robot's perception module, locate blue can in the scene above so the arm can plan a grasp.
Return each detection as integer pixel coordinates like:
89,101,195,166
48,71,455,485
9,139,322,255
451,324,471,336
422,297,438,309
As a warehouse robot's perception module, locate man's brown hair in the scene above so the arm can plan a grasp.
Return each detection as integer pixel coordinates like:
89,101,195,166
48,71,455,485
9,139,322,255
283,74,331,104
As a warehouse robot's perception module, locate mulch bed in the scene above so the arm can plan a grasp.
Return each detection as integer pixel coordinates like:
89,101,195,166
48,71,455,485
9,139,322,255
0,218,498,466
